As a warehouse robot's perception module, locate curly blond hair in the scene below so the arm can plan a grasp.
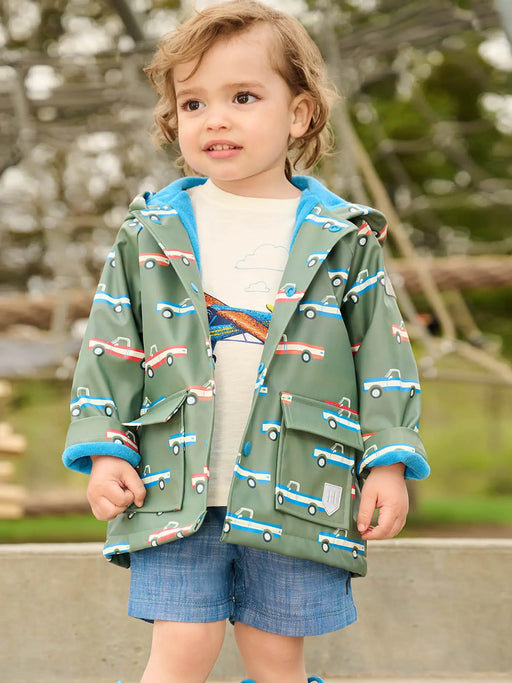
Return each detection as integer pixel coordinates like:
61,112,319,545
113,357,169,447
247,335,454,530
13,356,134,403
144,0,336,178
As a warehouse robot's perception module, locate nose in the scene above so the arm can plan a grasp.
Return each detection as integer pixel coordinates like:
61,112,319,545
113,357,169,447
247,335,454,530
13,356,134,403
205,103,230,130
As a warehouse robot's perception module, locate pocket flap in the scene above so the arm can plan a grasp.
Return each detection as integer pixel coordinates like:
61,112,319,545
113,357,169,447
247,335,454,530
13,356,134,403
124,390,188,426
280,392,364,452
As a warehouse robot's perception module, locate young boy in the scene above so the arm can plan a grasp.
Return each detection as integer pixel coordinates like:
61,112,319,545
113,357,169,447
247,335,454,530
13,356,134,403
63,2,429,681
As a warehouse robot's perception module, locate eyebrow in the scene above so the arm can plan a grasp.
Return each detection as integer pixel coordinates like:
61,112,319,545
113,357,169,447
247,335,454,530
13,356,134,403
175,81,267,99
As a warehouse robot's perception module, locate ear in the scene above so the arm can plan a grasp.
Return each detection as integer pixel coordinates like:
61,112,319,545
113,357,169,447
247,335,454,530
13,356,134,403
289,93,315,139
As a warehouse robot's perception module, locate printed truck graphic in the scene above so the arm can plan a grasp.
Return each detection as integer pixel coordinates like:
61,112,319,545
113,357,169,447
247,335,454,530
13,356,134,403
191,466,210,494
169,431,196,455
103,542,130,558
343,268,385,304
356,221,377,246
140,208,178,223
304,211,351,232
275,338,325,362
70,387,116,417
323,396,359,421
260,421,281,441
359,443,417,471
223,508,282,543
139,253,170,268
254,367,267,394
276,481,328,516
305,251,328,267
140,465,171,490
317,530,365,558
93,284,131,312
186,380,215,404
274,283,305,303
156,298,196,318
362,369,420,398
391,321,410,343
322,409,361,434
357,218,387,244
299,295,342,320
162,247,196,266
328,268,349,288
88,337,145,362
145,344,187,377
233,462,271,488
140,395,165,416
312,443,354,469
148,520,195,546
105,429,138,452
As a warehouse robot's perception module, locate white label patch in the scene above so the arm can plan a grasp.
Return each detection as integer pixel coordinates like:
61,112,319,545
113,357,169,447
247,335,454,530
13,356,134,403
322,483,342,516
383,273,396,298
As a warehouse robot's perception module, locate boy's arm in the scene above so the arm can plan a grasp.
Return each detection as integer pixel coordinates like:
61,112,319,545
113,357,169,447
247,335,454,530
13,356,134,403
62,216,145,475
341,224,429,538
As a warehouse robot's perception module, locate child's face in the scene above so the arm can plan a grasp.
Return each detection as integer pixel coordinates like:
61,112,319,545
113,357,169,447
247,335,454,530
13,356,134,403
173,24,313,198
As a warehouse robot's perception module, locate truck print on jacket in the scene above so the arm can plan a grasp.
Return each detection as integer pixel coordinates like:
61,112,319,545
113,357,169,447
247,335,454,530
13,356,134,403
63,176,429,575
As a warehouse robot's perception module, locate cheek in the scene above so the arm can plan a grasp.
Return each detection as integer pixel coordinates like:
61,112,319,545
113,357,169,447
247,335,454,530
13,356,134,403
176,124,193,152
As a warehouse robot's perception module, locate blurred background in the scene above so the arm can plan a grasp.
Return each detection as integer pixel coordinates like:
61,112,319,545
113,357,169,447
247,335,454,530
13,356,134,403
0,0,511,542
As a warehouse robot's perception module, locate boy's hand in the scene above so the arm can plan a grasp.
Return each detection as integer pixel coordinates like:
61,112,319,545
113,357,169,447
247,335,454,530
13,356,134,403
357,463,409,540
87,455,146,521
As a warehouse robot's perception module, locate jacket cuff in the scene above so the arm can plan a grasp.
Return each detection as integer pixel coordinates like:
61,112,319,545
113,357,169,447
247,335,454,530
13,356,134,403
62,442,141,475
358,426,430,480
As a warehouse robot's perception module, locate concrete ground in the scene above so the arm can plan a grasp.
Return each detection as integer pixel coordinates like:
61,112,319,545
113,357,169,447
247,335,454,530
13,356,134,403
1,540,511,682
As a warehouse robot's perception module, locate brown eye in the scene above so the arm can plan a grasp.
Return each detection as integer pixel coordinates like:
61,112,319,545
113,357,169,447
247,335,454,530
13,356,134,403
183,100,203,112
234,92,257,105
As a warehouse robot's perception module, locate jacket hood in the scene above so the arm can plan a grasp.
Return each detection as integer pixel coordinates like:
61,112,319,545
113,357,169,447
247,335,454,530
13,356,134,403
142,176,388,270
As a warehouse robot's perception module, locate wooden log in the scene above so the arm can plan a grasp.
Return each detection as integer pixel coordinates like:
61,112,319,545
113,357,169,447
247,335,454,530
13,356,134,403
24,493,91,517
0,461,15,481
0,380,11,400
0,423,26,457
0,484,25,518
0,502,24,519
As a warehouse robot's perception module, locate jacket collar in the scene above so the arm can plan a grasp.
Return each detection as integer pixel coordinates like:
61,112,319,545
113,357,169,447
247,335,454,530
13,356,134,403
143,175,359,269
134,176,386,373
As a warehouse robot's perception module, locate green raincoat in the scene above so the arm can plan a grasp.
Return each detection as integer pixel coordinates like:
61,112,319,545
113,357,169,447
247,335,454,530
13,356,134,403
63,176,429,576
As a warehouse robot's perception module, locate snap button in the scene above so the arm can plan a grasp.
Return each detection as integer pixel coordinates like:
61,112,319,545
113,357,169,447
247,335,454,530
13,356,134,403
257,362,264,373
286,285,296,297
190,282,199,293
243,441,252,456
328,223,341,232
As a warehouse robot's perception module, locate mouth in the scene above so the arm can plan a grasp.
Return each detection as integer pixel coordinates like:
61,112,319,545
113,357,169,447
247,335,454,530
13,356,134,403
204,143,241,151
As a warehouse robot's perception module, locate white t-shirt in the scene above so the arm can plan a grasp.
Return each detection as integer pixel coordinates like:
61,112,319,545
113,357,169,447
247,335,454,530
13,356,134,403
187,179,300,505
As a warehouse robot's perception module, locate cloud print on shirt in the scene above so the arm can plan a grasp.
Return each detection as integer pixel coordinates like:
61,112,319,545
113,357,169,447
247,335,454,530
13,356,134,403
245,281,271,293
236,244,288,271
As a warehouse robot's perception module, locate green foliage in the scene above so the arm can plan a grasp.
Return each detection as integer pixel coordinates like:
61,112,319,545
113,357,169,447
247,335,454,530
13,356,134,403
406,495,512,530
419,379,512,499
0,514,105,543
6,379,82,493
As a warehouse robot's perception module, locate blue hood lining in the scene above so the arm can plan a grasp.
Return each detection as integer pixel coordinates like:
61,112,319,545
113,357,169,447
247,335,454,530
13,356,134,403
146,176,351,270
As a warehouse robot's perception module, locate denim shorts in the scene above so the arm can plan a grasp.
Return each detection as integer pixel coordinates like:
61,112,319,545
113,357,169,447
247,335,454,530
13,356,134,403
128,507,357,636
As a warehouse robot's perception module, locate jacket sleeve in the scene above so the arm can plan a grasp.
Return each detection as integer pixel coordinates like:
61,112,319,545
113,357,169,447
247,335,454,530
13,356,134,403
341,231,430,480
62,215,145,475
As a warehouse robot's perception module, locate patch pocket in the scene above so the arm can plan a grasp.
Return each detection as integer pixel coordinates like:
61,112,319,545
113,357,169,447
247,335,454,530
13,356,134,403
124,390,188,513
275,392,364,531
